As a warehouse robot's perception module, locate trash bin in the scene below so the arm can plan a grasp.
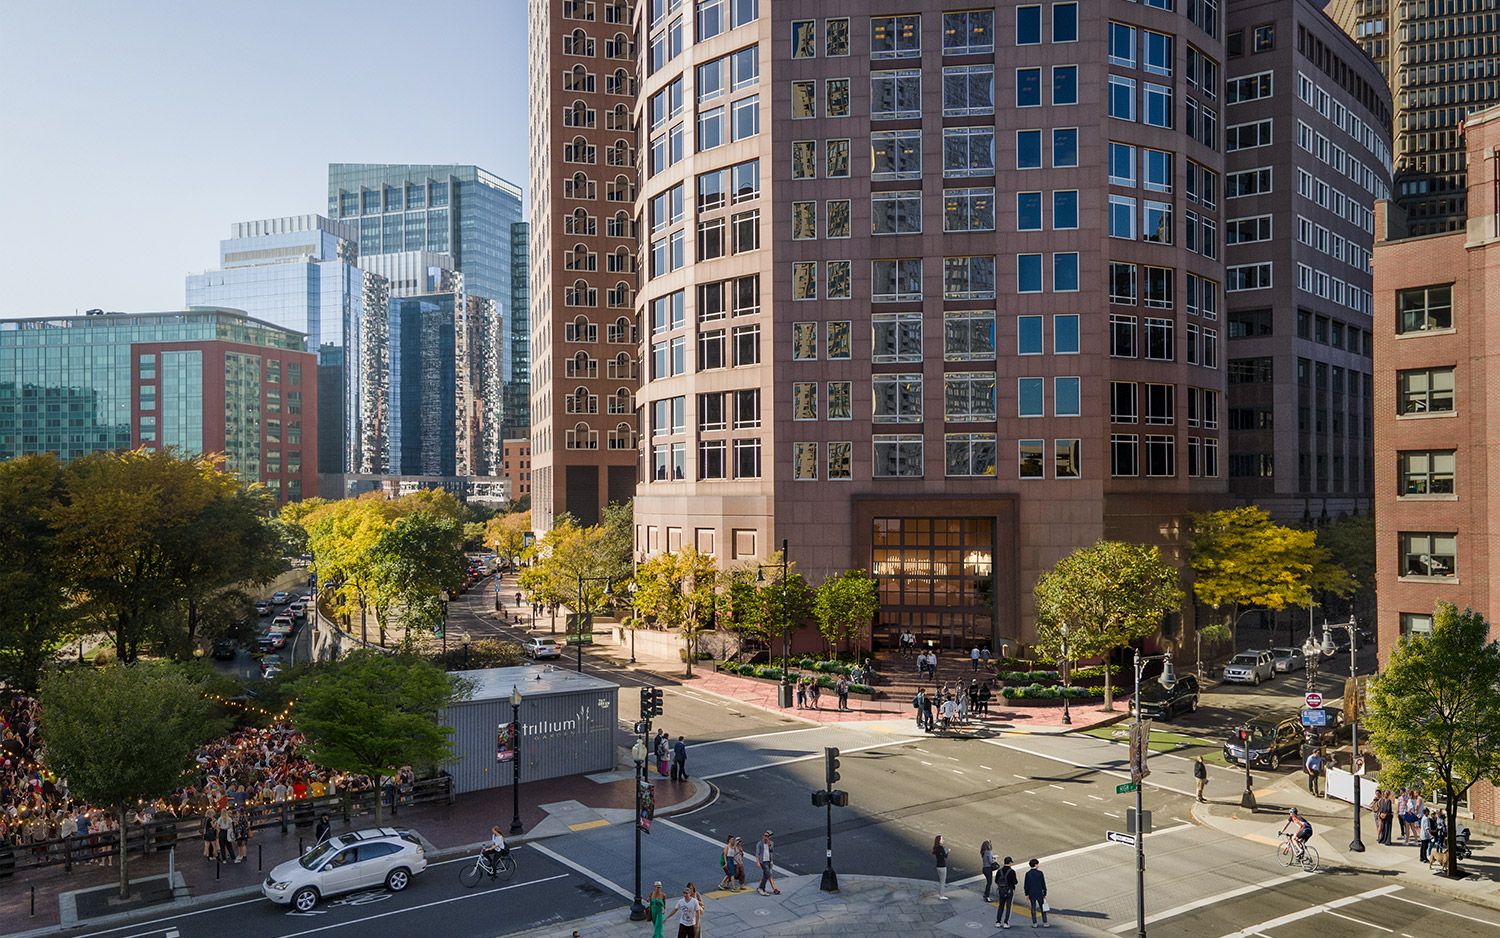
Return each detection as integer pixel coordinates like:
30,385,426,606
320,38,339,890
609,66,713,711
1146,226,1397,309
778,682,794,708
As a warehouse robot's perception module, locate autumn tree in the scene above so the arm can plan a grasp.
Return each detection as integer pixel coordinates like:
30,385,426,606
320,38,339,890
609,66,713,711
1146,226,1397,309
485,510,532,567
813,569,881,657
520,515,617,626
633,547,719,676
40,663,211,898
299,495,400,643
0,455,76,691
1187,507,1354,647
1033,540,1184,710
290,651,470,826
1366,603,1500,878
370,510,468,647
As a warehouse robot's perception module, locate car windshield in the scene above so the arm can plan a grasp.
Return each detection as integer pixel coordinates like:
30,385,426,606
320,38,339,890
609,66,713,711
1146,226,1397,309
1230,654,1259,666
1272,648,1297,658
1246,724,1277,741
299,841,338,870
1137,683,1170,702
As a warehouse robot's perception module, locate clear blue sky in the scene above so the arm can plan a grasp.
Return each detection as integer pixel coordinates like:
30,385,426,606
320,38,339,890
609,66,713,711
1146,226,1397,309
0,0,530,317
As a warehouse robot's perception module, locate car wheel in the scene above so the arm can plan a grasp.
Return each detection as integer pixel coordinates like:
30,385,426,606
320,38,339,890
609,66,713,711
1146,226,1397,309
1269,754,1281,771
292,887,319,912
385,867,411,892
1252,673,1261,686
1189,696,1199,713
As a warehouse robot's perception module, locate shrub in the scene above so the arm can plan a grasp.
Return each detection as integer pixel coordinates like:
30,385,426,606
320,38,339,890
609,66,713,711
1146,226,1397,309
848,683,874,695
798,657,816,670
1000,684,1095,700
998,670,1060,682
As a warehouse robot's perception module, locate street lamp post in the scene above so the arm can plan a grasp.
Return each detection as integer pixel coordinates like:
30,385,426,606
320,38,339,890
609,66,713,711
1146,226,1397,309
1321,615,1365,853
754,539,792,708
1060,623,1072,726
574,573,614,674
509,685,523,835
439,589,450,658
1132,649,1177,938
627,579,639,664
462,631,471,670
629,739,648,921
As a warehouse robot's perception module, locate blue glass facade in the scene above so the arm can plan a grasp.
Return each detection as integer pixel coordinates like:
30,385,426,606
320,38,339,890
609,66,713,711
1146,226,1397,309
507,222,530,438
328,164,528,437
185,215,387,476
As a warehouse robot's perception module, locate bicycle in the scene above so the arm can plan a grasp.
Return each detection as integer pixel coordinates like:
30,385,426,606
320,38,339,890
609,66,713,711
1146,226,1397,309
1277,831,1320,873
458,848,516,886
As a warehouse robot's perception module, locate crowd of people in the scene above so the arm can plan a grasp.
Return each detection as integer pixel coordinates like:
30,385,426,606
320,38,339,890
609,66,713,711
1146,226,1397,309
912,681,993,732
0,692,402,857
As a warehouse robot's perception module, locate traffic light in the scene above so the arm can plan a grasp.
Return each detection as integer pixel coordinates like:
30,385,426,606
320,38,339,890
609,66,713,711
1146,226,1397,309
640,687,652,721
648,687,664,717
812,790,831,807
825,747,841,787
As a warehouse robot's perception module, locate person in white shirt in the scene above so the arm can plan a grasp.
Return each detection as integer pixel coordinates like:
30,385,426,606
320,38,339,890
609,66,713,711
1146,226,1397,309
940,695,960,731
665,884,701,938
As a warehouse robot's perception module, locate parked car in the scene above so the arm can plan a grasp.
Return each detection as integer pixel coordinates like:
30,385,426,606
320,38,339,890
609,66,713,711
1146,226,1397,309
1223,717,1304,769
212,640,237,661
1304,705,1348,743
521,636,561,659
255,601,272,617
262,828,427,912
1221,650,1276,685
271,591,291,605
1130,673,1200,720
1271,647,1306,673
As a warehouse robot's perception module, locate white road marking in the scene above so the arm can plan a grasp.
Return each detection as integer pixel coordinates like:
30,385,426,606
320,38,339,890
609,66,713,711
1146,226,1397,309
689,726,826,749
656,817,736,849
1088,795,1105,801
952,824,1196,887
1112,874,1291,932
279,873,571,938
1050,784,1066,790
921,760,933,766
70,898,266,938
1382,892,1500,928
700,737,921,780
980,765,994,770
1104,812,1121,818
1026,790,1038,795
987,739,1199,798
1013,774,1028,779
1213,885,1403,938
1062,800,1078,806
528,843,635,900
1326,910,1393,932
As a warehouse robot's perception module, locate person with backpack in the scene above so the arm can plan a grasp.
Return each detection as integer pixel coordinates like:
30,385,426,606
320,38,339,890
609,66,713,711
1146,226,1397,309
995,856,1019,927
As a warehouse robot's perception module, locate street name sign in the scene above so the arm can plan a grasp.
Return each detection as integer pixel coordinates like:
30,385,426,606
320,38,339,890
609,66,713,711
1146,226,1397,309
1116,782,1139,794
1106,831,1136,847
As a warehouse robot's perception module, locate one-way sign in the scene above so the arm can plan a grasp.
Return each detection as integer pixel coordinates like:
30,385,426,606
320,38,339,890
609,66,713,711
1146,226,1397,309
1106,830,1137,847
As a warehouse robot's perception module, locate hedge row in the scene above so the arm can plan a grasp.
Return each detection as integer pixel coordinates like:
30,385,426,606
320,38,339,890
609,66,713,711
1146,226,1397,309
999,684,1096,700
717,661,872,695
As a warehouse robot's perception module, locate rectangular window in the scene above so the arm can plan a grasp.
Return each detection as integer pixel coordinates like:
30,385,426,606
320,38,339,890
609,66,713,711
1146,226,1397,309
1144,30,1174,75
1052,65,1078,105
876,373,918,423
827,321,851,359
1053,253,1079,292
828,260,852,298
944,127,994,177
731,95,759,140
1109,23,1136,66
872,130,922,179
793,382,818,420
791,19,817,57
1400,451,1456,496
699,440,727,479
1018,377,1044,417
1226,263,1272,291
872,190,923,235
1109,142,1135,186
942,65,993,116
732,325,760,365
1016,67,1041,107
792,322,818,361
1017,254,1043,294
732,389,761,430
872,312,922,363
1225,215,1272,244
1016,5,1041,44
944,310,996,361
1143,149,1173,193
943,9,994,54
698,329,727,370
872,259,923,302
1400,532,1456,578
1227,71,1273,103
792,442,819,481
1052,190,1078,229
1019,439,1045,479
1111,381,1138,423
872,68,922,120
1225,119,1272,151
731,209,759,252
1017,129,1042,169
791,201,817,240
827,139,850,177
1109,76,1136,121
871,14,921,59
873,435,923,478
827,78,850,116
827,16,850,55
1144,382,1174,424
1056,439,1081,478
946,434,998,477
1397,284,1454,333
790,259,816,298
1398,367,1455,415
1145,435,1175,476
697,216,726,259
827,199,852,238
699,392,727,431
1109,263,1137,306
1017,191,1043,231
1054,314,1079,354
1109,195,1136,239
1054,377,1080,417
1227,167,1271,198
732,438,762,478
1111,434,1138,477
791,80,816,118
943,187,996,232
828,381,852,419
1143,82,1172,128
1053,128,1078,167
1018,315,1043,355
1145,317,1174,360
827,441,852,479
944,372,997,421
1142,201,1173,244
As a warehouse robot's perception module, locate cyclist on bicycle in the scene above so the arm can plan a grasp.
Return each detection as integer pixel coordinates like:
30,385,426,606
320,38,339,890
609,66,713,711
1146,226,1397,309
482,825,509,873
1281,808,1313,859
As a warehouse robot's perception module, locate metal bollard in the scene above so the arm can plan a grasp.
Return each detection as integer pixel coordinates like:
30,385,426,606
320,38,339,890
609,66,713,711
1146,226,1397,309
298,837,303,856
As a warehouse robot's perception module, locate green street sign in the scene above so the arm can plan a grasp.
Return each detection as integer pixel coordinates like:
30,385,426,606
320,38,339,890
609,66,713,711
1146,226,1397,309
1116,782,1139,794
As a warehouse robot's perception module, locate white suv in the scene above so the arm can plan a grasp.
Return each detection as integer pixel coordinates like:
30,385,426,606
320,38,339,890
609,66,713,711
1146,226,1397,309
1222,650,1276,686
262,828,427,911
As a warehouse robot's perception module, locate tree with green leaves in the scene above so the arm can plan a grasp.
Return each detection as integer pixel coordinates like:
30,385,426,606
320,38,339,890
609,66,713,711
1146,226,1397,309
597,500,636,585
520,515,617,626
1366,602,1500,878
1033,540,1184,710
290,650,471,825
299,495,398,643
371,510,467,648
39,663,211,898
485,510,532,568
813,570,881,657
633,547,719,677
47,449,271,662
0,454,76,691
1188,507,1354,647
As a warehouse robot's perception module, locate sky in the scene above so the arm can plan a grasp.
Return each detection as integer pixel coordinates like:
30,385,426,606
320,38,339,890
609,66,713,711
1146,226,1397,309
0,0,531,317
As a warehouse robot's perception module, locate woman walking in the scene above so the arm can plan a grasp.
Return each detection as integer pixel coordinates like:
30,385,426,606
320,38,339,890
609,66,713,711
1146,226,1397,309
933,834,951,899
809,680,821,710
980,839,997,902
233,809,250,862
731,836,747,890
201,812,216,860
648,881,667,938
215,809,233,863
718,834,736,890
795,678,808,709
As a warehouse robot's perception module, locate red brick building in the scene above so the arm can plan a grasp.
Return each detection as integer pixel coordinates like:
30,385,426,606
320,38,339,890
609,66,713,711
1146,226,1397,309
1373,103,1500,829
502,437,532,501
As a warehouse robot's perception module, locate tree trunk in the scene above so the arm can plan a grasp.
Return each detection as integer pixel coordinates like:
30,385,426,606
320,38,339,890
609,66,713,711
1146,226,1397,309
116,803,130,899
683,628,694,678
1446,791,1460,878
1102,652,1115,711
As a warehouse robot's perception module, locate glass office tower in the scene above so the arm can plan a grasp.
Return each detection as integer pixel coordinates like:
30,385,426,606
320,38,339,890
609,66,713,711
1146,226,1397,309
0,309,316,503
185,215,387,480
327,164,529,438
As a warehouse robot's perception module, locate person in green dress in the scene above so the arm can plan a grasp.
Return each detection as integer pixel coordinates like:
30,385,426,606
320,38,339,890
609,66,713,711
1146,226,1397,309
649,881,667,938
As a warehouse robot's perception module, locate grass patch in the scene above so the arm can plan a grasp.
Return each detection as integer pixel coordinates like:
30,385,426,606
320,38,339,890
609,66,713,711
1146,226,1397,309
1080,725,1227,763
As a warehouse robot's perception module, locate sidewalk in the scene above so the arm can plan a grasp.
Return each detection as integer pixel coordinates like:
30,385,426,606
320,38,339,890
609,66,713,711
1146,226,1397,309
1191,772,1500,913
0,760,711,935
509,868,1116,938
